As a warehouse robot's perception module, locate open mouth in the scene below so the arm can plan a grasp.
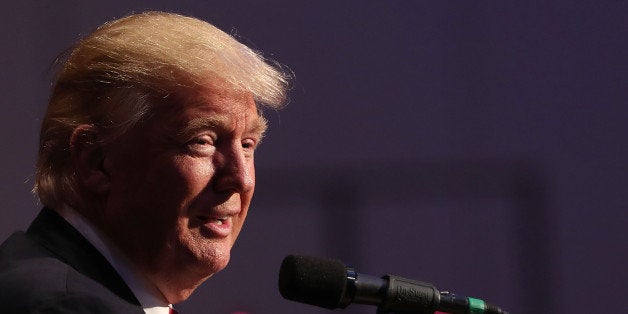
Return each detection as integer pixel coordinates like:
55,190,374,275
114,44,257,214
211,217,227,225
194,214,233,237
197,215,228,225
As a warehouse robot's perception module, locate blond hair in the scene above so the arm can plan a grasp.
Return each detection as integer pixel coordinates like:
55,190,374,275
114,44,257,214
34,11,290,207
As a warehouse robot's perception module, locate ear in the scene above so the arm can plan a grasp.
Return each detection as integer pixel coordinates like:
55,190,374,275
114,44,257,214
70,125,111,195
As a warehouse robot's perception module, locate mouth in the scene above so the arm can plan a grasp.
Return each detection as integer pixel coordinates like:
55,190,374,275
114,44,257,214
196,214,230,223
206,217,227,225
195,214,233,238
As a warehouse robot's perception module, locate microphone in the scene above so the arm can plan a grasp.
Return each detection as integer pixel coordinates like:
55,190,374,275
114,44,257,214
278,254,509,314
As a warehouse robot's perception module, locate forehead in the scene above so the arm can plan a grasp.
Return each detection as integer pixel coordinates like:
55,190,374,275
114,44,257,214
152,83,264,131
179,82,256,113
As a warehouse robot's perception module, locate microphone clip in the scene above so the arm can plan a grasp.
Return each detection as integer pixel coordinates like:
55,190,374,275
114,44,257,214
375,275,439,314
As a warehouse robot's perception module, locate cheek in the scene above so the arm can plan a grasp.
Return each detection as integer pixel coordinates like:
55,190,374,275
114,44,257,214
174,157,215,200
150,155,212,196
108,156,212,229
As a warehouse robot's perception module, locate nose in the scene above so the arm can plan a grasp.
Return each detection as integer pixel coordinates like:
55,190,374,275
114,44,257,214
212,143,255,193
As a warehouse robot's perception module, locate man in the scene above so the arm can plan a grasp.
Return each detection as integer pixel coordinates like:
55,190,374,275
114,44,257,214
0,11,290,313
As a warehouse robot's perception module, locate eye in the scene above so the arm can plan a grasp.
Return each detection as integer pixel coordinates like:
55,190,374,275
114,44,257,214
186,135,215,154
192,136,213,145
242,138,257,150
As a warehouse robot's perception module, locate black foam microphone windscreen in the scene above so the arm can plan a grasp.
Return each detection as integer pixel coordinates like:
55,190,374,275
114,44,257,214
278,254,348,309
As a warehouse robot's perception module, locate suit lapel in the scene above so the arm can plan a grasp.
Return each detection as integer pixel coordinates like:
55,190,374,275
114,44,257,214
26,208,141,306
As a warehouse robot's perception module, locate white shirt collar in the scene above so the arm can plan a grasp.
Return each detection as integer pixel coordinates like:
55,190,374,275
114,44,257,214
57,206,174,314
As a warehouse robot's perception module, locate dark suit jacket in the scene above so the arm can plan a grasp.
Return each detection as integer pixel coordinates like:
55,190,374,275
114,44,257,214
0,208,145,313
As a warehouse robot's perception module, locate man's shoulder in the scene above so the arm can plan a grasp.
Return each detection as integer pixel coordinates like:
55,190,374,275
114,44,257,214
0,228,143,314
0,247,143,313
0,231,50,262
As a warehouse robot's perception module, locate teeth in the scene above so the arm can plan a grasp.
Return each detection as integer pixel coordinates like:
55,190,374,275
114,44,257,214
197,215,228,224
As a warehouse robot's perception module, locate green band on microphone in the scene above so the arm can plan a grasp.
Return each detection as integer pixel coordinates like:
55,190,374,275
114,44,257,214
468,297,486,314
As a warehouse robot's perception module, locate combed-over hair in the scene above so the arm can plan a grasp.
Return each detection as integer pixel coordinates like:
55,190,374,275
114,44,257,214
34,11,290,207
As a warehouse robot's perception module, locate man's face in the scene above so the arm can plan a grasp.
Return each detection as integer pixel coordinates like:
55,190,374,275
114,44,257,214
96,84,265,300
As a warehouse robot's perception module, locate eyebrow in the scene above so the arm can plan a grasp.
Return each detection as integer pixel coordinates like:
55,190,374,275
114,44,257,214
252,114,269,137
179,114,268,139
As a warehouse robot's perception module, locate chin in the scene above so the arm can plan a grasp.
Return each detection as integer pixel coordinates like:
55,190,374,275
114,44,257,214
190,243,232,276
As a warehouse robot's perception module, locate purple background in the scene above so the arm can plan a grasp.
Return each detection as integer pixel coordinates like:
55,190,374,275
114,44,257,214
1,1,626,313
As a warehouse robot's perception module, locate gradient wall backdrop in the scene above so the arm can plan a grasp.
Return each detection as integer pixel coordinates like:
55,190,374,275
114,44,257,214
1,1,626,313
